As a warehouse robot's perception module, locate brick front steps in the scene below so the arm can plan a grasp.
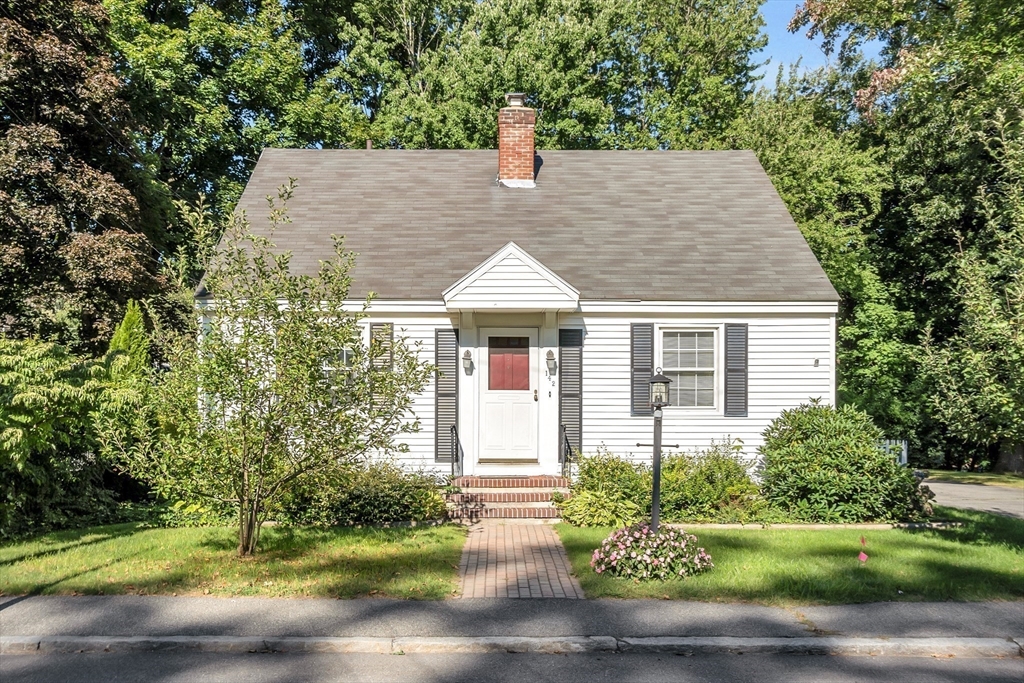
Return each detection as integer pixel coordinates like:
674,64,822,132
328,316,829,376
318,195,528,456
455,507,561,520
448,492,554,503
447,476,568,521
452,476,569,488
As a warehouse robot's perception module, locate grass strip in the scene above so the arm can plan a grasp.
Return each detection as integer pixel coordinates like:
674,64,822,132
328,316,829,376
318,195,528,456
923,471,1024,489
0,523,466,599
555,507,1024,604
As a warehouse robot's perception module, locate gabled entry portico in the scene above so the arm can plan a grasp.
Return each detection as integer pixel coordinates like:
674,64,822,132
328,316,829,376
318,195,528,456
443,242,579,476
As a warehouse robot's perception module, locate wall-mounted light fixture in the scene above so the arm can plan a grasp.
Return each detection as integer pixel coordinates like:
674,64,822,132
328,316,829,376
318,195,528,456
462,350,473,374
814,358,820,367
546,350,557,376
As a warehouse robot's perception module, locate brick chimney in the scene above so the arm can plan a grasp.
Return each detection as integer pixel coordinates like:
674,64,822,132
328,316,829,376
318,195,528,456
498,93,536,188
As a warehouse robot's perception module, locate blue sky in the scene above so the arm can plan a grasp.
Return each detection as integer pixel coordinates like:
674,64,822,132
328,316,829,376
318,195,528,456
755,1,882,82
756,1,830,80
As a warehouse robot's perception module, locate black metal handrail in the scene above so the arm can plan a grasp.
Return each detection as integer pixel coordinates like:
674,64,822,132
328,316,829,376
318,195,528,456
450,424,464,479
560,424,575,480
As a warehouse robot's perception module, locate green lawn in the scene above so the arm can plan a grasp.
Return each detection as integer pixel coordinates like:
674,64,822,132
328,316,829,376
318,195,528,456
924,470,1024,489
555,507,1024,605
0,523,466,599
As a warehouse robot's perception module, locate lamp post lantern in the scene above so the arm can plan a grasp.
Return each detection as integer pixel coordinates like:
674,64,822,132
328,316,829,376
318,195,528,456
649,369,671,533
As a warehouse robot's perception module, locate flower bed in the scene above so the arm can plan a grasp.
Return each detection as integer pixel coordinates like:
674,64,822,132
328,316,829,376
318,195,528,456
590,523,713,580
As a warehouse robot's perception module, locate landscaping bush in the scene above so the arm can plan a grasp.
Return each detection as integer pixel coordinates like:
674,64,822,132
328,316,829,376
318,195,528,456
590,523,714,580
661,439,764,522
563,442,767,525
153,500,236,528
572,448,651,509
556,489,644,527
0,338,118,539
759,402,933,522
280,462,447,527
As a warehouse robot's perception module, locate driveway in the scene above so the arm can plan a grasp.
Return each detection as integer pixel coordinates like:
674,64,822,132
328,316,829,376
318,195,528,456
926,481,1024,519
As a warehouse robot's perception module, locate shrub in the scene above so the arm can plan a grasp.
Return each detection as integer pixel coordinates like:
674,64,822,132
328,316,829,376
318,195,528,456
590,523,713,580
280,462,447,527
557,489,644,527
661,439,763,522
0,338,117,539
566,442,766,525
156,500,235,528
759,402,933,522
573,448,651,509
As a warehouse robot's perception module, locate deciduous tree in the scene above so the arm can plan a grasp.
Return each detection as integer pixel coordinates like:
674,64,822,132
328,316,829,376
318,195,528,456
922,115,1024,460
102,187,432,555
0,0,169,349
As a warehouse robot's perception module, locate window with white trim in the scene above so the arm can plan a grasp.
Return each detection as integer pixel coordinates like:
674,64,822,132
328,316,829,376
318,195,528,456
661,330,716,408
322,348,355,392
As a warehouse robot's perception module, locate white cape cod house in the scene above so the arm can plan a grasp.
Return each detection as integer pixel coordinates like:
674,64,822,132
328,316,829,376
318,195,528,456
224,95,839,488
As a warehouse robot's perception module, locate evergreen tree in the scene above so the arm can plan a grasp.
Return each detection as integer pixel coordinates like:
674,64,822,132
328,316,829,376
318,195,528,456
107,300,150,377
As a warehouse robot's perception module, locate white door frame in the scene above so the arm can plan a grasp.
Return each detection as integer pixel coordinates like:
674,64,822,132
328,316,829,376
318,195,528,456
476,327,540,463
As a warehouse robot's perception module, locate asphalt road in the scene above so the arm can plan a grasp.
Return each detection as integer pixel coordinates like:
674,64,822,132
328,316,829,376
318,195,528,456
927,481,1024,519
4,651,1024,683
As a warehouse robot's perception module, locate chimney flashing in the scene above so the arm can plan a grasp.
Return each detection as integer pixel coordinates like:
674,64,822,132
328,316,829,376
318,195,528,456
499,178,536,189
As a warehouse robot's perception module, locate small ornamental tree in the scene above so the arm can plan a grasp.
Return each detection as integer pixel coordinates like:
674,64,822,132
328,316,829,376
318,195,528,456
102,187,432,555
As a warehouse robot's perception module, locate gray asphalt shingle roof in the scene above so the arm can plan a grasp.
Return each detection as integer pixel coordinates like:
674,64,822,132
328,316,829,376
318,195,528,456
228,149,839,302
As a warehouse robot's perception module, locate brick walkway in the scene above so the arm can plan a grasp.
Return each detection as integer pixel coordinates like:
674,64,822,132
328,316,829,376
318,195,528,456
458,521,585,599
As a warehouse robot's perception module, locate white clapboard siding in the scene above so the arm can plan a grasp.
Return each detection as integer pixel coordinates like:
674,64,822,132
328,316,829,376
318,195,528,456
363,315,449,472
563,313,835,461
361,308,835,470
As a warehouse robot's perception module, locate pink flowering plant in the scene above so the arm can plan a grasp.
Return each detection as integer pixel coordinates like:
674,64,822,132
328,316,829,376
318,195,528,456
590,523,713,580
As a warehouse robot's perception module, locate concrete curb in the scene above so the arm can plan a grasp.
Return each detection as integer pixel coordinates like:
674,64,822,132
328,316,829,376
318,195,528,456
3,635,1020,658
665,522,963,530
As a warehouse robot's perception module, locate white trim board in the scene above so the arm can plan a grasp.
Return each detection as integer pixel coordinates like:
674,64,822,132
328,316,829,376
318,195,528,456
349,300,838,315
578,301,839,314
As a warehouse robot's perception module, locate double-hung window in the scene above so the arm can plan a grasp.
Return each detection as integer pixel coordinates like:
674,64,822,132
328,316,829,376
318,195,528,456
661,330,716,408
322,347,355,400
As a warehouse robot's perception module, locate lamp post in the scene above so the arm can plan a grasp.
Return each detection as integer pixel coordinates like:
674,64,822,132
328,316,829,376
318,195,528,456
648,369,671,533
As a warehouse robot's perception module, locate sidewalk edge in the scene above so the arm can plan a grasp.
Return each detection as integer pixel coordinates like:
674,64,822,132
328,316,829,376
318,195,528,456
2,635,1020,658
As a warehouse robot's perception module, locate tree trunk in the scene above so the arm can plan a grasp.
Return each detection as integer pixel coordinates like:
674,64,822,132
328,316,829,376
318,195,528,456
995,440,1024,474
238,499,261,556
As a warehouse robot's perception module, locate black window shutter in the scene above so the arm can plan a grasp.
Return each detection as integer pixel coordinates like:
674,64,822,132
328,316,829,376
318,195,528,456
435,328,459,462
370,323,393,369
631,323,654,416
559,329,583,453
724,323,748,417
